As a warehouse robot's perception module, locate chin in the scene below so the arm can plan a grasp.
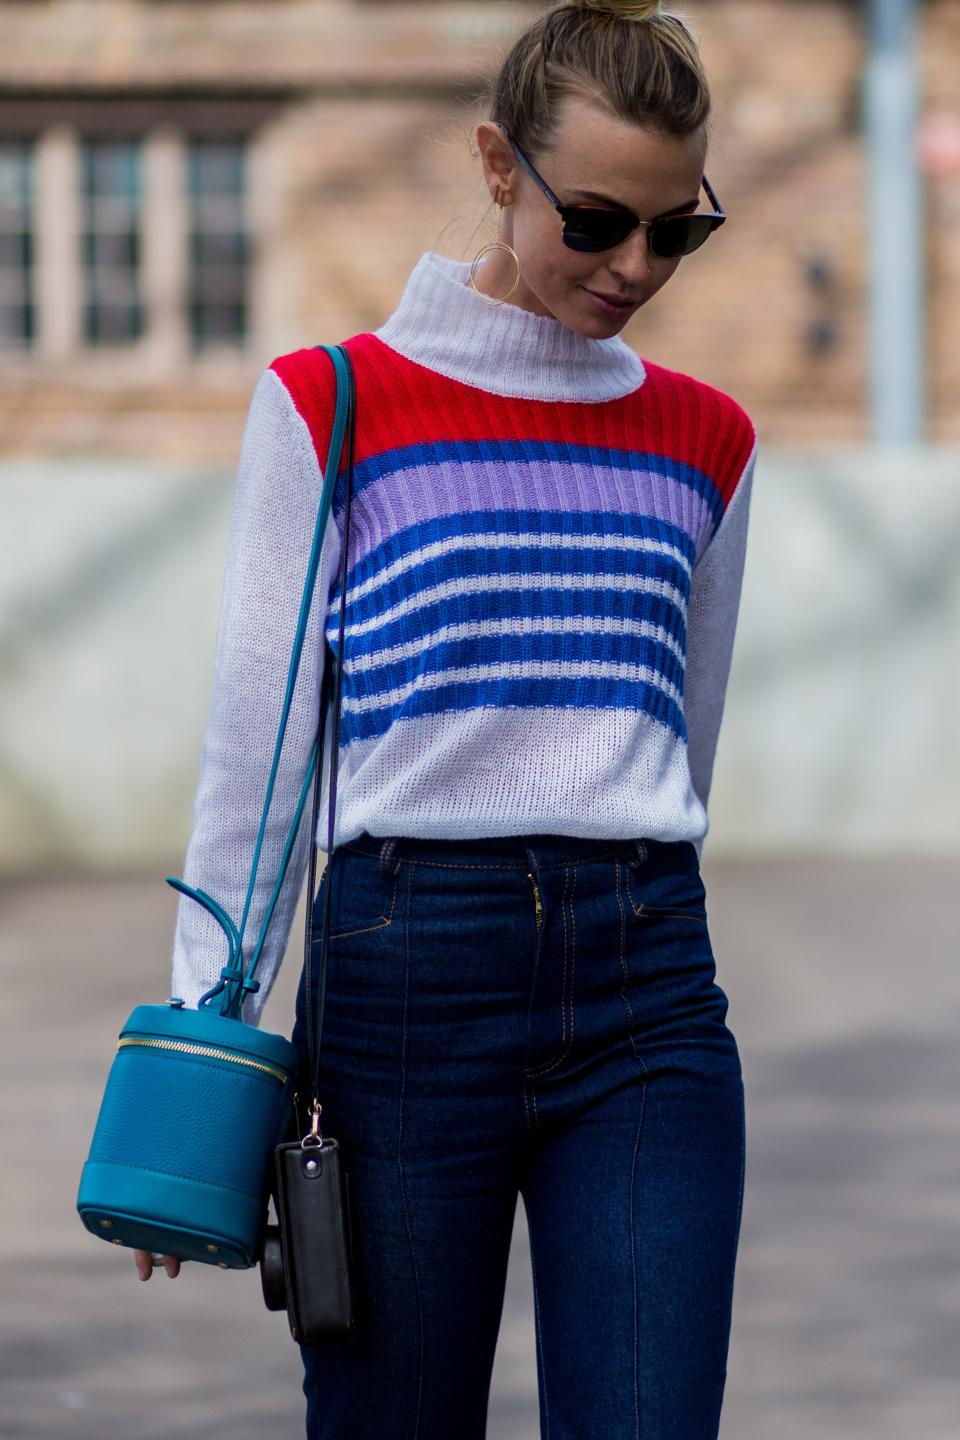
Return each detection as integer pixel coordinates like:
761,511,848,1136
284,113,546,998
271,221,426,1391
580,309,630,336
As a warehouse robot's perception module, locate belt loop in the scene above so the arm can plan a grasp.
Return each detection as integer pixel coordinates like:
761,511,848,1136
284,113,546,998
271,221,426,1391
378,837,401,876
632,838,648,867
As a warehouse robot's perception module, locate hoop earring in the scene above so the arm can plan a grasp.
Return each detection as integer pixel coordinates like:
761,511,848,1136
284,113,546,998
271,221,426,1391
469,240,522,306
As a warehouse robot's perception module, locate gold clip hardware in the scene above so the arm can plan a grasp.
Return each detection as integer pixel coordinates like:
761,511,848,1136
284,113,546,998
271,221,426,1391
303,1097,324,1149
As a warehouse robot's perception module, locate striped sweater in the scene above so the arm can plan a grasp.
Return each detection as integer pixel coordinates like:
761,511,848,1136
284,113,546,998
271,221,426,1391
170,249,758,1025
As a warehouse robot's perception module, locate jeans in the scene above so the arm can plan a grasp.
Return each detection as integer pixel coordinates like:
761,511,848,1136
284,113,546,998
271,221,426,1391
289,830,746,1440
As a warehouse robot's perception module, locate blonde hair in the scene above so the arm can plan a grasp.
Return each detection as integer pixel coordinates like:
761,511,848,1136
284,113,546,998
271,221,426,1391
486,0,710,160
578,0,665,17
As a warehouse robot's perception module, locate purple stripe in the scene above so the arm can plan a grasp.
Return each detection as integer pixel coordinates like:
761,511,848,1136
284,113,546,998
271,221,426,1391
345,460,711,569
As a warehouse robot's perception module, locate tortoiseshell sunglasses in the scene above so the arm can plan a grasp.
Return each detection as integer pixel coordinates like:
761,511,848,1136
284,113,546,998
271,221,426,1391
494,121,726,258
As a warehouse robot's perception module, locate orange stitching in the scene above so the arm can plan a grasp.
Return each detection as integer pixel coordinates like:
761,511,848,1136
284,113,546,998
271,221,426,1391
309,866,400,940
636,905,708,925
623,864,707,924
524,863,576,1080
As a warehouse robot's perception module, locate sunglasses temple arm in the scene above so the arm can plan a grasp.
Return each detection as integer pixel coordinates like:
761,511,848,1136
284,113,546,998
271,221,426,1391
702,173,725,220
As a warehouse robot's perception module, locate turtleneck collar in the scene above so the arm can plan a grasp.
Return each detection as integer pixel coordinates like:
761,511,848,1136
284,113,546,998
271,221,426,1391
371,250,647,404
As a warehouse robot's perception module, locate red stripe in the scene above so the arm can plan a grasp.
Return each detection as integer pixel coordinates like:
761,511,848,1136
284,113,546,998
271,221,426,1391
270,332,756,512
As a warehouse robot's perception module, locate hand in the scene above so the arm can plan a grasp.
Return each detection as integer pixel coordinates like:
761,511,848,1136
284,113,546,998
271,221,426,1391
134,1248,182,1280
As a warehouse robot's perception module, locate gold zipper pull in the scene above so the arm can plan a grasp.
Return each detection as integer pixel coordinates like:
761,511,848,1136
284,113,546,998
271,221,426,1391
527,871,543,929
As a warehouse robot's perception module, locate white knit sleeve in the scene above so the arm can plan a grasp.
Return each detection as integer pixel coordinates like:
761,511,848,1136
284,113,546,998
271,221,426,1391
683,434,758,863
169,366,341,1028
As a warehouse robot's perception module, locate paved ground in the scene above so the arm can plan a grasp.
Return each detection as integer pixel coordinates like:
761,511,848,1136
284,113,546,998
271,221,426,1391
2,854,959,1439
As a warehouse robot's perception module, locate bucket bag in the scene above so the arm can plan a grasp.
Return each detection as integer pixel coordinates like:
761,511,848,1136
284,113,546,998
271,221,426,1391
76,343,358,1303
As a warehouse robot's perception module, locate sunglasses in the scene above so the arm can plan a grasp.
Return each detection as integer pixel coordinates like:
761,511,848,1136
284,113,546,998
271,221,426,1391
494,121,726,258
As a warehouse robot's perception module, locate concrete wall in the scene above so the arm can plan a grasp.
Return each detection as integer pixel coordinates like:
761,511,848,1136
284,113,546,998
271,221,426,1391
707,445,960,858
2,443,957,873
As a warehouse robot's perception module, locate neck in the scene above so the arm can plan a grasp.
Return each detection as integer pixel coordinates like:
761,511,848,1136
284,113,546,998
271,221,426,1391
371,250,647,404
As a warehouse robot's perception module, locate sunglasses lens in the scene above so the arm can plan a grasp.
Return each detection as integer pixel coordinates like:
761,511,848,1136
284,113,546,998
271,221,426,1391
650,216,713,258
562,212,634,253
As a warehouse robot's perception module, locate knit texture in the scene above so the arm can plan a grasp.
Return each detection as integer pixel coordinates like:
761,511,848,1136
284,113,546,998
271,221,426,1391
170,249,758,1025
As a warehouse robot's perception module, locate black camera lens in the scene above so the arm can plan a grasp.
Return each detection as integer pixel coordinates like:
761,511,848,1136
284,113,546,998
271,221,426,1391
259,1225,287,1311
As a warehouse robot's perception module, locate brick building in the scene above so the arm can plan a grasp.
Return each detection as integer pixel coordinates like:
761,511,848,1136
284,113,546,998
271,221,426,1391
1,0,958,458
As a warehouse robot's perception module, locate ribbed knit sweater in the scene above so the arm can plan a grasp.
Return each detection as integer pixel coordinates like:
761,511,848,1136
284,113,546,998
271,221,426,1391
170,249,758,1026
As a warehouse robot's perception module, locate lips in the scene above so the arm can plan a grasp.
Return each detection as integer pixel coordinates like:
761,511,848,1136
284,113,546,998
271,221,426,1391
586,289,637,305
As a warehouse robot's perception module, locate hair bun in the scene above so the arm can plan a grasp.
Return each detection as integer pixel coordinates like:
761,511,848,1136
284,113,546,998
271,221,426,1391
573,0,665,20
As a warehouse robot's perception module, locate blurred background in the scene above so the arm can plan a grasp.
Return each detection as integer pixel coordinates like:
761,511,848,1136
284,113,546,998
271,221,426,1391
2,1,959,1436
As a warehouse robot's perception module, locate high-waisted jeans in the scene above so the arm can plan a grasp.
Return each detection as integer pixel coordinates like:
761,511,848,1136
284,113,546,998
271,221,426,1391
289,830,746,1440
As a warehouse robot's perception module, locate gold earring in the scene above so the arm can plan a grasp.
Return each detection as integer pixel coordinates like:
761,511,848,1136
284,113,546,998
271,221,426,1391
469,188,521,306
469,240,521,306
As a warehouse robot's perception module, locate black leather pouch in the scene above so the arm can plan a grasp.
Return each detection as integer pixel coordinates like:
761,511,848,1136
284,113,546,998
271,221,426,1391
273,1136,358,1345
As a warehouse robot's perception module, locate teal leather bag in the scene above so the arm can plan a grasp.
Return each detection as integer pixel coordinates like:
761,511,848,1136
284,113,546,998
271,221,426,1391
76,344,354,1270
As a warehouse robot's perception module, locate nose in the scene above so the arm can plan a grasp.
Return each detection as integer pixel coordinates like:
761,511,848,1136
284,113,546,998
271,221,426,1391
608,226,655,286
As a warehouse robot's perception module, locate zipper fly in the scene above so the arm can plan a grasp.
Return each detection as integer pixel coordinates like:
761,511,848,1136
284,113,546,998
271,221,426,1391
117,1035,289,1086
527,871,543,929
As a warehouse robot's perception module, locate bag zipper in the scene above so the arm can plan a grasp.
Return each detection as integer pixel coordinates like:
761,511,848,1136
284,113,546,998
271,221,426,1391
117,1035,289,1086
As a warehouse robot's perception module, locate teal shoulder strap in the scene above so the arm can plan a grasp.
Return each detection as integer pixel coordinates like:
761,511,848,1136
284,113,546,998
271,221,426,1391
165,343,353,1020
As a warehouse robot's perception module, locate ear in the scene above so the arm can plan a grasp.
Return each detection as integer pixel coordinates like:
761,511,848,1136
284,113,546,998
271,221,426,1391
475,121,519,206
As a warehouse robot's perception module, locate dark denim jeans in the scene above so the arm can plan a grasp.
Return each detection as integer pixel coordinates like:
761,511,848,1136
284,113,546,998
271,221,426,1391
289,831,746,1440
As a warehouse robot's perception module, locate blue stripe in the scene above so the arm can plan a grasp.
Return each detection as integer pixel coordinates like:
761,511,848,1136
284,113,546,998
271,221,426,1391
320,448,713,752
343,627,686,702
329,585,688,672
344,507,696,598
338,672,687,747
339,528,691,632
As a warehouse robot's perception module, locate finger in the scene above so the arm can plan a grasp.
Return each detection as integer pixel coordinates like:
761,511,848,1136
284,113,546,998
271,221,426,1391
164,1256,181,1278
134,1250,153,1281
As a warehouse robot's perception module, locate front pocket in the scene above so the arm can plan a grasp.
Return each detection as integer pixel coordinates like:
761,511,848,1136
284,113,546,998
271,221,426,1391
632,902,708,924
622,863,709,925
309,855,401,940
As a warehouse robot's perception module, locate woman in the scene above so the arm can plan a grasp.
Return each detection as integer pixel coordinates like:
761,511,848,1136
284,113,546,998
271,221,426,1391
141,1,758,1436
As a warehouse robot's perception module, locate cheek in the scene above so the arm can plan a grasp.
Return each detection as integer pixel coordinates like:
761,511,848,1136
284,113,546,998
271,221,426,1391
646,256,683,293
515,206,562,266
536,258,596,313
514,214,590,294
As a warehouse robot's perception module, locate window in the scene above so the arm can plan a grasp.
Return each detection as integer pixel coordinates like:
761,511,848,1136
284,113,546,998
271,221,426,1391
80,137,144,344
4,125,255,361
187,137,249,350
0,140,35,349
